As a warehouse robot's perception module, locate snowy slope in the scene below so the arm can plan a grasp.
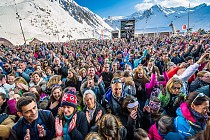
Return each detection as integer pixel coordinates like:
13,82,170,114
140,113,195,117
104,3,210,33
0,0,113,45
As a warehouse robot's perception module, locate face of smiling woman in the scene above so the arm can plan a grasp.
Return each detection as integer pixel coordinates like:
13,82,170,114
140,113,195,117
33,73,41,84
63,106,75,117
53,88,62,101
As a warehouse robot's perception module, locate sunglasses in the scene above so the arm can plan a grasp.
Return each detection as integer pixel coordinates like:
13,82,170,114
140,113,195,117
111,78,122,84
172,86,181,90
192,93,205,104
4,65,9,68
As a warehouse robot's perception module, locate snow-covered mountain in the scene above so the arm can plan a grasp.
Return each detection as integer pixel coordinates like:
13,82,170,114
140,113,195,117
0,0,113,45
105,3,210,33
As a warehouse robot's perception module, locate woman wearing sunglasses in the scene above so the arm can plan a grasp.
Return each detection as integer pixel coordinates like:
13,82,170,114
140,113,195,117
174,92,209,139
121,96,151,140
158,77,185,117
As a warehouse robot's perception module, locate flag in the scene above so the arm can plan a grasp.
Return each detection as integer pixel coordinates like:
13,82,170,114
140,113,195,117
182,24,187,30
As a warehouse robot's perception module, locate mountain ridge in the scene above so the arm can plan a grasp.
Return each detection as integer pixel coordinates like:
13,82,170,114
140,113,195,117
104,3,210,33
0,0,113,45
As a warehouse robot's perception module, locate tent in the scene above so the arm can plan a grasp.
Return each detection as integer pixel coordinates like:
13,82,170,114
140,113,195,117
29,38,43,46
0,38,13,46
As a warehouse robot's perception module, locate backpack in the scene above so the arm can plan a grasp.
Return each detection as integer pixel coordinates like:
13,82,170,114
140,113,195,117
16,110,51,139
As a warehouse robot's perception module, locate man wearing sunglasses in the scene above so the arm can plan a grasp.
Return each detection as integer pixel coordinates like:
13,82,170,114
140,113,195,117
102,77,128,117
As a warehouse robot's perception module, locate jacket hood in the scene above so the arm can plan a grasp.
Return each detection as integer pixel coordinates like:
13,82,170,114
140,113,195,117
178,102,196,123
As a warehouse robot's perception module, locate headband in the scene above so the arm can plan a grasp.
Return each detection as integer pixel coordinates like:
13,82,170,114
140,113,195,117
127,101,139,108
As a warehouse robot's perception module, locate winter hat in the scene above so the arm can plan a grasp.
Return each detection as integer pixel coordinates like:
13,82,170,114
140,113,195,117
61,87,77,108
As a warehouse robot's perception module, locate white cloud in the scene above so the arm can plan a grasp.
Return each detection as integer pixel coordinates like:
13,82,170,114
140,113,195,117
134,3,154,11
134,0,210,11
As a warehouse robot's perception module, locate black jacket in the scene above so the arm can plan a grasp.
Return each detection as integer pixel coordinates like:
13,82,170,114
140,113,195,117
100,71,113,90
0,101,7,114
68,111,88,140
120,107,151,140
83,102,106,131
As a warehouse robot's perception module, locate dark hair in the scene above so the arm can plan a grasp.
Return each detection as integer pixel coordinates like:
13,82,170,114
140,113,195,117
30,85,42,95
16,96,36,112
123,70,131,77
49,86,63,103
187,118,210,140
0,74,5,81
185,56,193,61
133,128,148,140
113,70,123,78
150,96,160,102
186,92,209,106
22,92,38,102
122,95,137,109
97,114,125,140
0,92,6,100
159,115,174,133
32,71,41,77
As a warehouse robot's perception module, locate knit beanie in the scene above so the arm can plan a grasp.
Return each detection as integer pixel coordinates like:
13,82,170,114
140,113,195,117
61,87,77,108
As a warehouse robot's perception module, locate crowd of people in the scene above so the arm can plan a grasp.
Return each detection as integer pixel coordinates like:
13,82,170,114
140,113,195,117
0,34,210,140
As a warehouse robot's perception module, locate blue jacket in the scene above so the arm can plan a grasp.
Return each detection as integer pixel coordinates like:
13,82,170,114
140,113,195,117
174,103,205,139
16,68,32,82
133,50,148,68
103,88,128,116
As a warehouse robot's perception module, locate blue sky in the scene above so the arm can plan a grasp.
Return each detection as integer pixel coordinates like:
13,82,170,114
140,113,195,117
74,0,141,18
74,0,210,18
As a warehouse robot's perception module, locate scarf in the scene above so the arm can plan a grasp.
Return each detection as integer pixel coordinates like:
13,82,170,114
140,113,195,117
189,107,208,130
63,114,73,140
87,104,96,121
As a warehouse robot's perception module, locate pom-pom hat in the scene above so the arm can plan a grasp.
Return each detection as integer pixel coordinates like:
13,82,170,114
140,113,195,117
61,87,77,108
